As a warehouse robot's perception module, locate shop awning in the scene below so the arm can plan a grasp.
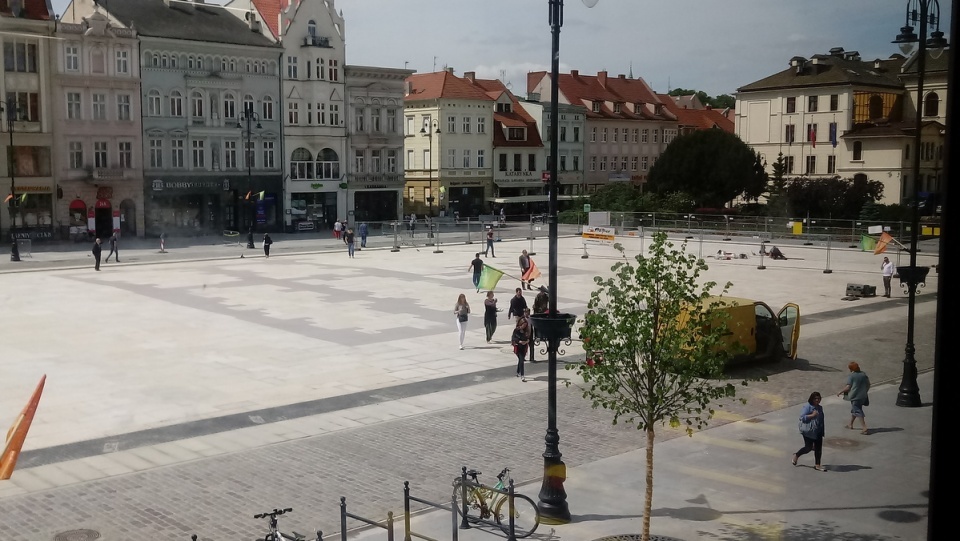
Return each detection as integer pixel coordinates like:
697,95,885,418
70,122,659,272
486,195,577,204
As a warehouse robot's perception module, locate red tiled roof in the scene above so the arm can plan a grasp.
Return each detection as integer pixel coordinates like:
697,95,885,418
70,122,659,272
658,94,734,133
469,77,543,148
529,70,671,122
0,0,51,20
405,71,494,102
251,0,289,40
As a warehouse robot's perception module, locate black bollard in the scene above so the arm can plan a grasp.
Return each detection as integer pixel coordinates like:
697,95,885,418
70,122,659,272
10,240,20,262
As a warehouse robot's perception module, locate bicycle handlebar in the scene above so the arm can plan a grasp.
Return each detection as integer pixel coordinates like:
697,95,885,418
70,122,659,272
254,507,293,519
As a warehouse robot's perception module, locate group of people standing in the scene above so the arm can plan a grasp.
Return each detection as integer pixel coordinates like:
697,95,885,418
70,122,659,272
793,362,871,472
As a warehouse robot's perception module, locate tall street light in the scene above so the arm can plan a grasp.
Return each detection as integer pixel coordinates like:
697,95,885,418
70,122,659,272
892,0,946,407
528,0,597,524
2,98,23,247
238,104,262,249
420,120,440,218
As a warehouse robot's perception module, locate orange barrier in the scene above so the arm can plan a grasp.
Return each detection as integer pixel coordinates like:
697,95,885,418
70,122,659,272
0,374,46,480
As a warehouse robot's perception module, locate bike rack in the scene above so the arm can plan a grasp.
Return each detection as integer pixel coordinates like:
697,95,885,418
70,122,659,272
340,497,394,541
402,481,459,541
457,467,519,541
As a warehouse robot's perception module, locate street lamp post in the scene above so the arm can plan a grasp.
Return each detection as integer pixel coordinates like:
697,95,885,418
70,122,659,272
892,0,946,407
2,99,22,250
527,0,597,524
420,120,441,219
238,104,262,248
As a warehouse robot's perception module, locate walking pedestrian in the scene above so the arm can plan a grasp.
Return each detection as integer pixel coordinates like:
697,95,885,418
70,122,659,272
454,293,471,350
837,362,870,434
358,222,368,248
512,317,530,381
92,237,102,271
105,232,120,262
518,249,532,290
523,307,536,362
483,291,499,343
468,253,484,290
344,228,356,258
880,256,895,297
409,214,417,237
792,392,826,471
484,226,495,257
262,233,273,258
333,219,342,240
507,287,527,321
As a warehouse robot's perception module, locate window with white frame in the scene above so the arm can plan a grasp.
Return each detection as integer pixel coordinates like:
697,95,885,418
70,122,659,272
371,108,381,132
191,92,204,117
653,129,659,143
243,95,254,116
67,92,82,119
612,128,618,142
169,91,183,117
447,149,457,169
620,156,627,171
560,126,567,142
600,156,607,171
149,139,163,168
115,50,129,74
317,102,326,125
462,149,471,168
192,139,205,168
601,128,607,142
68,141,83,169
447,115,457,134
316,148,340,179
355,107,365,132
641,129,648,143
262,96,274,120
65,45,79,71
290,148,313,179
560,155,567,171
223,140,237,169
387,109,397,133
92,93,106,120
423,149,430,171
641,156,648,170
462,116,471,134
316,58,325,79
477,117,485,134
4,39,39,73
94,141,108,168
406,115,414,135
118,142,132,168
223,94,236,119
371,149,381,172
330,104,340,126
117,95,131,121
632,129,638,143
591,127,596,142
354,149,365,172
573,155,579,171
631,156,638,171
262,141,275,169
590,156,596,171
328,59,339,81
386,149,397,172
288,102,299,124
407,149,414,169
477,149,485,168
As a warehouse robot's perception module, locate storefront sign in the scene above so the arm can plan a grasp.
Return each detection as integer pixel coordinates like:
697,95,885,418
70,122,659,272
97,187,114,200
359,184,390,190
95,198,112,209
14,186,52,193
503,171,537,178
540,171,582,184
448,180,483,187
297,221,316,231
608,172,631,182
11,230,53,240
151,179,224,191
310,183,324,189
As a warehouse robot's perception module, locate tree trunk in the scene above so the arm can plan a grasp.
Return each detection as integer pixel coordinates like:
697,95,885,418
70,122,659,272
642,426,655,541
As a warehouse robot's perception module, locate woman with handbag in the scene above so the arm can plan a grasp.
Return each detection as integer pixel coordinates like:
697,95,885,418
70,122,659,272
454,294,471,350
793,392,826,471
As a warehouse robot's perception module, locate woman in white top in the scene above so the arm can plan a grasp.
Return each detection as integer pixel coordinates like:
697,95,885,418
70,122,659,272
454,293,471,350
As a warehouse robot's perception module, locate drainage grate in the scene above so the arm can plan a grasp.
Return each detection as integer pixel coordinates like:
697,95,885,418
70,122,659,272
54,530,101,541
593,533,682,541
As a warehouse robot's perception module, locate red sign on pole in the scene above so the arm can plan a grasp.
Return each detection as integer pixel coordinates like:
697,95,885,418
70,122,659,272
541,171,551,182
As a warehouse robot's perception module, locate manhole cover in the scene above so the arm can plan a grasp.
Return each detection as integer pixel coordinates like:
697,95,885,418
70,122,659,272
593,533,683,541
54,530,101,541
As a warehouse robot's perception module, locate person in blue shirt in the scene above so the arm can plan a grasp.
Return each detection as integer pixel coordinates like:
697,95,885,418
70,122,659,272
358,222,368,248
792,392,826,471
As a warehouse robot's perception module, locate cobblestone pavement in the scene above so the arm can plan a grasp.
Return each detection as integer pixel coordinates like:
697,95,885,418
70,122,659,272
0,307,934,541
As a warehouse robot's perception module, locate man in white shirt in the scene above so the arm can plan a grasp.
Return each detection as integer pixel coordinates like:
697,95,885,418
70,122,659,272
880,256,896,297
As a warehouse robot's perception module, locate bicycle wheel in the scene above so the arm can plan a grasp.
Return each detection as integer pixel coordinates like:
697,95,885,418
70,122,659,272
494,493,540,537
452,483,483,523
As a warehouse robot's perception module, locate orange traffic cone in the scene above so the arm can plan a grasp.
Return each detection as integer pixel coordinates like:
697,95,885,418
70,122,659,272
1,374,46,480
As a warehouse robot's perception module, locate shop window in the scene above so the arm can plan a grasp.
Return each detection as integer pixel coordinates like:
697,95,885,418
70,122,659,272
316,148,340,179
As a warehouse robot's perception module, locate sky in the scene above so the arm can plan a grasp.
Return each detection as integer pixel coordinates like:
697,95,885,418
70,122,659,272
50,0,953,98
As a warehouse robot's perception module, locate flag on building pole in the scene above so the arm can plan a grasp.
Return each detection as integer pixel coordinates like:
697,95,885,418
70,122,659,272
258,190,265,200
873,232,895,255
829,121,838,148
476,265,505,292
522,258,542,283
0,375,46,480
809,126,816,148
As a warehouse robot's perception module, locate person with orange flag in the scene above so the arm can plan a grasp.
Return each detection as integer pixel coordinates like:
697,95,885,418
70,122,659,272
1,375,46,480
521,253,542,290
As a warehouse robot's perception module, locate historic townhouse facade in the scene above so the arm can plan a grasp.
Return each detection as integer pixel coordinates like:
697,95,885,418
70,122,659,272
344,64,414,224
52,10,143,239
735,47,948,205
518,100,586,199
527,70,676,193
1,0,56,241
65,0,284,237
466,74,547,214
404,70,494,218
229,0,347,232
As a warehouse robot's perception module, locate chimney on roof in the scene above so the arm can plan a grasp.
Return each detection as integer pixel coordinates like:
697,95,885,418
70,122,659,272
464,71,476,83
570,69,579,78
598,70,607,87
528,92,541,101
874,59,883,69
404,80,412,96
445,67,454,74
245,11,262,33
705,105,713,110
844,51,861,61
618,74,625,79
829,47,845,57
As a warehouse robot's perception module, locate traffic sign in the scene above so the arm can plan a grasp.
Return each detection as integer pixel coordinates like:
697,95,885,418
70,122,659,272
583,204,591,213
582,226,614,245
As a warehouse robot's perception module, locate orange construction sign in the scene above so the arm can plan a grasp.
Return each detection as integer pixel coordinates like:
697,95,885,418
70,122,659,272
1,375,46,480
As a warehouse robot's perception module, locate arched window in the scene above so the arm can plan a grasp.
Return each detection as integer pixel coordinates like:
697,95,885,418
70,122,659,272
147,90,162,116
188,55,195,69
151,53,159,67
223,93,237,119
170,90,183,117
308,20,318,37
316,148,340,179
191,91,204,118
290,148,314,179
161,54,168,68
923,91,940,117
868,95,883,120
243,94,255,116
853,141,863,161
170,54,179,68
262,96,274,120
229,59,236,72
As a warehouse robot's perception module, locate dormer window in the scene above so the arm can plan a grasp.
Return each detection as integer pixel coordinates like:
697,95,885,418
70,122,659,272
635,102,643,112
496,102,512,113
592,101,602,113
654,104,663,115
613,103,622,113
507,127,525,141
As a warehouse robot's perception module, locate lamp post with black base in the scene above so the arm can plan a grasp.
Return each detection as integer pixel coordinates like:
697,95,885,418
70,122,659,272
2,98,23,260
238,104,263,249
891,0,946,407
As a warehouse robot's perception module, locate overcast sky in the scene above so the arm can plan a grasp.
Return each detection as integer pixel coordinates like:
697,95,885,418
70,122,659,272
51,0,953,98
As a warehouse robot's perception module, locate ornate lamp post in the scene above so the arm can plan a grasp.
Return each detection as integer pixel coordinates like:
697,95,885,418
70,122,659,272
420,120,441,218
527,0,597,524
892,0,946,407
238,104,262,248
2,98,22,248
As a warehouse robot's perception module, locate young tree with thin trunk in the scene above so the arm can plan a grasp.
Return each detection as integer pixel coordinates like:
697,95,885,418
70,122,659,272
570,232,755,541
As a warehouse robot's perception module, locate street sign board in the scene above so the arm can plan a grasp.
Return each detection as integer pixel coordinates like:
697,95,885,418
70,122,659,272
583,204,591,213
582,226,615,246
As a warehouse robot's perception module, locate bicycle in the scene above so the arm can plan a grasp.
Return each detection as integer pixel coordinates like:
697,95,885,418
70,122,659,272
452,467,540,537
253,507,322,541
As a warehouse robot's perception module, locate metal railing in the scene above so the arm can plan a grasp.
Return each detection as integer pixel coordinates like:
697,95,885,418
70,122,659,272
340,496,394,541
403,481,459,541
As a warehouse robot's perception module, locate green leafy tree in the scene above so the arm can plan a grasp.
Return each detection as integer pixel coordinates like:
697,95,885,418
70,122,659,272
647,130,768,207
711,94,736,109
570,232,754,541
765,153,790,217
784,176,884,218
589,183,645,212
